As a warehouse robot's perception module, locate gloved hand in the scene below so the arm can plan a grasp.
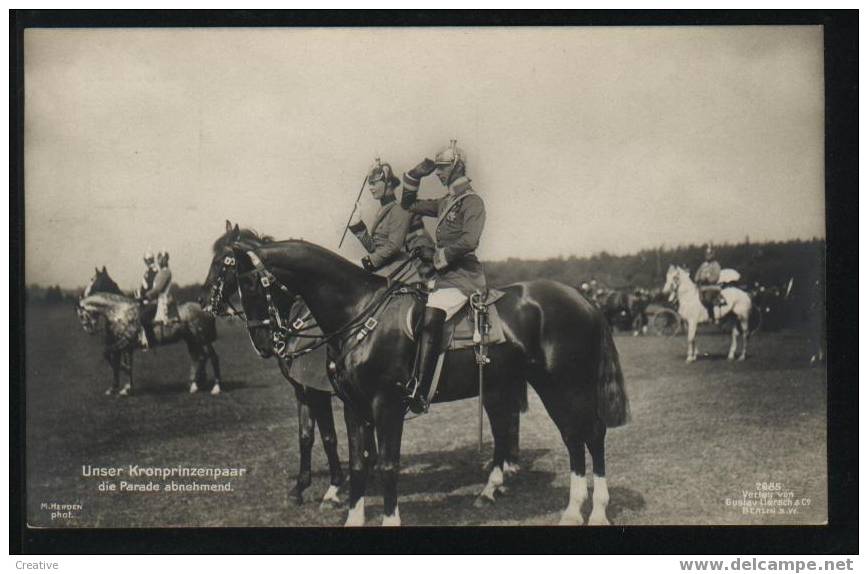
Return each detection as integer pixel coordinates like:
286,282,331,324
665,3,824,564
347,205,364,232
411,246,434,263
361,256,375,272
407,158,436,180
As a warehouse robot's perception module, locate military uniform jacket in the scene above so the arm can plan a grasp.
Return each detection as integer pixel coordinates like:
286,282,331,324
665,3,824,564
350,196,434,277
144,268,172,301
141,267,157,293
695,261,722,285
402,176,486,295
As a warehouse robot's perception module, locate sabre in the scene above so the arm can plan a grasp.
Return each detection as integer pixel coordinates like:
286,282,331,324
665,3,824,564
338,175,369,249
478,343,485,453
472,291,489,453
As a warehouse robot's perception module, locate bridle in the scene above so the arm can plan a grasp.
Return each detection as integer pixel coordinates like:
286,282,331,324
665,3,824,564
208,247,331,358
664,269,682,304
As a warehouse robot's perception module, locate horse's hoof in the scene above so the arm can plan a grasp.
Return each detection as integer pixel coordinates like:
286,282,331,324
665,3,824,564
588,512,610,526
738,355,746,362
119,388,130,397
474,494,495,508
558,511,584,526
104,388,114,396
727,355,735,362
210,383,221,396
189,382,198,394
289,484,308,506
503,461,521,477
319,485,343,510
495,485,509,497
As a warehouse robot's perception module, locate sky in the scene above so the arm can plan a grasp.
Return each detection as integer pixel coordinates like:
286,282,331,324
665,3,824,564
24,26,825,288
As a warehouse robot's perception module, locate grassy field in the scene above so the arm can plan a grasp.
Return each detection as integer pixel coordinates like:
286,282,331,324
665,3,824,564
25,304,827,527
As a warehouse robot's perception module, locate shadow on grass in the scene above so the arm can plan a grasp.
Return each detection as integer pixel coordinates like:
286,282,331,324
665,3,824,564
128,378,266,396
327,446,647,525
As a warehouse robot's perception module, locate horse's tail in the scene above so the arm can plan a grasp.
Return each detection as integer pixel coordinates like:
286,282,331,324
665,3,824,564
596,317,630,428
182,302,218,343
515,378,528,413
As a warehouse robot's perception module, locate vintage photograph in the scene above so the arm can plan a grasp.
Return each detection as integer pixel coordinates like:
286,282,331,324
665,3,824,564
23,24,827,528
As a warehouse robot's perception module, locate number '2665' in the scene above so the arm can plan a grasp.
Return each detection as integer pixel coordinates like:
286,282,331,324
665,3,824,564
756,482,782,491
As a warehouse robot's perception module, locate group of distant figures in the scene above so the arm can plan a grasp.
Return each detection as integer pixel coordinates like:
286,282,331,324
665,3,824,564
577,244,819,339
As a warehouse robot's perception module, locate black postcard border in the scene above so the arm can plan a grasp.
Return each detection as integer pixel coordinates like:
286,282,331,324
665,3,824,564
10,9,858,555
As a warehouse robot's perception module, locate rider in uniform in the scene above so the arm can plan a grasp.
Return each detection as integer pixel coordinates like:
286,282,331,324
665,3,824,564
139,251,175,348
138,250,158,300
347,158,435,281
400,140,486,413
694,244,722,323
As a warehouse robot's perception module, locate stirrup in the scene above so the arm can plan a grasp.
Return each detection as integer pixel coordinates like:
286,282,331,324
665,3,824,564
401,377,429,414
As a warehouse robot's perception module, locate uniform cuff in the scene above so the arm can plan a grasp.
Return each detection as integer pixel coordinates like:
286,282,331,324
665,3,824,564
402,173,421,193
348,220,366,233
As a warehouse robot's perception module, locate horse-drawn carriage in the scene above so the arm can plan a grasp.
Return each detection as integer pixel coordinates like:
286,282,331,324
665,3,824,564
578,283,652,335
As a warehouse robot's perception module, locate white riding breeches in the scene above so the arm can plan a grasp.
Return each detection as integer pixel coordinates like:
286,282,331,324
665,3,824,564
426,288,467,320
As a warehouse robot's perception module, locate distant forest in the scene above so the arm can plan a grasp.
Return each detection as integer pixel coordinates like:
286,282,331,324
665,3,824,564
485,238,825,293
26,238,825,304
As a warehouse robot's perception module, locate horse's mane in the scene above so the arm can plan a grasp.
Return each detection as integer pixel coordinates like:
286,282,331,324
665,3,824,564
258,238,386,285
265,238,357,266
212,227,275,254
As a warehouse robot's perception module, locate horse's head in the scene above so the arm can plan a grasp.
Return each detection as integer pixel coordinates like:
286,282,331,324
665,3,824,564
204,222,243,315
83,266,121,297
76,294,104,335
205,221,276,313
662,265,693,303
662,265,676,294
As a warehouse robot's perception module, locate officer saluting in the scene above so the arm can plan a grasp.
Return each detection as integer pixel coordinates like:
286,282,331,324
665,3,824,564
400,140,486,413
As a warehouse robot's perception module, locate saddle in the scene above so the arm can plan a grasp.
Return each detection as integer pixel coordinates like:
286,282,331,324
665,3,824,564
398,288,507,406
400,289,507,350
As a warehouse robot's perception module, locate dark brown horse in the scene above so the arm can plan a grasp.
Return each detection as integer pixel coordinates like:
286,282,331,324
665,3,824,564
205,226,629,526
209,226,350,508
77,267,221,396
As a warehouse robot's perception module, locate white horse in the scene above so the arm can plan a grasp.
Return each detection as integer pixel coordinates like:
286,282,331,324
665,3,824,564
662,265,752,363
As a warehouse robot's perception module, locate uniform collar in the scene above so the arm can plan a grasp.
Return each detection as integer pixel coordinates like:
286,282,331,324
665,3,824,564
448,176,472,196
379,191,396,206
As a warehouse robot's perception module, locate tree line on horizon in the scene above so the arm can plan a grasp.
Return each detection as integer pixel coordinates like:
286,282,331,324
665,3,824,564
25,237,825,305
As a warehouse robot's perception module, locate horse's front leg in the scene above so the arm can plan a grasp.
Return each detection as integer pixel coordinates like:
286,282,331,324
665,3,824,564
103,350,119,395
343,404,372,526
289,382,315,505
119,351,134,396
739,320,748,361
686,321,698,363
186,342,206,394
373,392,405,526
308,389,344,509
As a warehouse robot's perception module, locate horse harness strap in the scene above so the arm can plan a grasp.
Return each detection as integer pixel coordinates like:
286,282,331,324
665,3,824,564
246,252,424,362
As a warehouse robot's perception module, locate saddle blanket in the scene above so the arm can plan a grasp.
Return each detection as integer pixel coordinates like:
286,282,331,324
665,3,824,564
400,289,507,350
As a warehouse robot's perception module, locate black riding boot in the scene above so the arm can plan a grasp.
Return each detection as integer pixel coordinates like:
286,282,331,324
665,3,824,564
406,308,447,414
